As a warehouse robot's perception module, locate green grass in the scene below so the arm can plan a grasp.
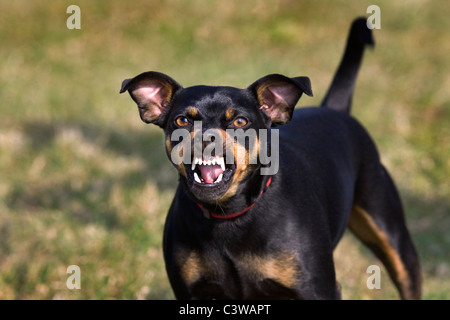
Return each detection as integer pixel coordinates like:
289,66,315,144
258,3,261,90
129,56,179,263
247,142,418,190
0,0,449,299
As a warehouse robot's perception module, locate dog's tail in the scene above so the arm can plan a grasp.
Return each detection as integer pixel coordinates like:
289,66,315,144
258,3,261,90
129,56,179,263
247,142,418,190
321,17,374,113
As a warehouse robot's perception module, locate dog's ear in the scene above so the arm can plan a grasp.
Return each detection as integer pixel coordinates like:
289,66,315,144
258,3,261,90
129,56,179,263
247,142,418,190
248,74,313,126
120,71,182,127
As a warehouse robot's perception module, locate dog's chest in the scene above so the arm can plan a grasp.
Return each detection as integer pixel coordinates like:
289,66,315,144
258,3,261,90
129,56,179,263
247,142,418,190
176,248,301,299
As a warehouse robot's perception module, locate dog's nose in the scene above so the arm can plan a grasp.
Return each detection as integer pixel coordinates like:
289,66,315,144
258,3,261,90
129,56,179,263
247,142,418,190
203,130,217,143
202,130,218,155
193,130,204,154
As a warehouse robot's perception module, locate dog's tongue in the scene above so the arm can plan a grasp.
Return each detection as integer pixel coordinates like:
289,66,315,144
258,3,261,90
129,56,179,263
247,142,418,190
198,164,223,184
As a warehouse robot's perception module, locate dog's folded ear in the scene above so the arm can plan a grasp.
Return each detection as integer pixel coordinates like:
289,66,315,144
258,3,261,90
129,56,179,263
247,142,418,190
248,74,313,126
120,71,182,127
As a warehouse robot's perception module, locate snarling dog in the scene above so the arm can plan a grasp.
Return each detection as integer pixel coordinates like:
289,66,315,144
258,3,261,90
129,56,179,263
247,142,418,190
120,18,421,299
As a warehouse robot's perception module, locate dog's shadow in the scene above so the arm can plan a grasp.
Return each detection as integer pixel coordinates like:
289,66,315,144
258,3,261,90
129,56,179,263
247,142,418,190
7,120,177,229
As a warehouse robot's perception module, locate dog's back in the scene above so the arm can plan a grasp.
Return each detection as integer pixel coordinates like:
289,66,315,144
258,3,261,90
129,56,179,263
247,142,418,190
317,18,421,299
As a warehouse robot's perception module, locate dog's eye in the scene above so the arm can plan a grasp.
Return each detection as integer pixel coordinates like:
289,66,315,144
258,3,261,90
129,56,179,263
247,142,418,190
232,117,248,128
175,116,190,127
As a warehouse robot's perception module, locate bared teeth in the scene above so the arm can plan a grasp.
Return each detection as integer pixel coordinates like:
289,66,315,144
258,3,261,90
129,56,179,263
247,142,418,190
218,157,225,171
191,156,226,184
191,157,225,169
191,158,198,170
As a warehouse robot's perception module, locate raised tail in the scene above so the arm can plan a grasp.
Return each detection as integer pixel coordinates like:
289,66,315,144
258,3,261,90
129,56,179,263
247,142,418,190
321,17,374,113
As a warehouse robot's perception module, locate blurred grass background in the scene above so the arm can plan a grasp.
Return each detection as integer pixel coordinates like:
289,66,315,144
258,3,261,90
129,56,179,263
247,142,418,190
0,0,448,299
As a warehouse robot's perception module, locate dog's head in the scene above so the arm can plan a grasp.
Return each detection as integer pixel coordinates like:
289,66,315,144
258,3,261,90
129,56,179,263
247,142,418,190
120,71,312,203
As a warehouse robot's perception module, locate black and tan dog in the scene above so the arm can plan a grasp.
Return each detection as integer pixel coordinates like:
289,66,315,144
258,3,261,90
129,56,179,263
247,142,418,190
120,18,421,299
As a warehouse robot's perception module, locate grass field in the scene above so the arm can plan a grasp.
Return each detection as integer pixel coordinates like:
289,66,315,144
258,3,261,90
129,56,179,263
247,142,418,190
0,0,449,299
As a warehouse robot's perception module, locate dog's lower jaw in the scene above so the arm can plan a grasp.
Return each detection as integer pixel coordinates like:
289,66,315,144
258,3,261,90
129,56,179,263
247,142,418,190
188,181,231,204
183,167,235,204
186,166,266,214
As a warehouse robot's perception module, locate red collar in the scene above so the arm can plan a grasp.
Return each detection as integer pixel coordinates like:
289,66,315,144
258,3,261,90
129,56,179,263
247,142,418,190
196,176,272,220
